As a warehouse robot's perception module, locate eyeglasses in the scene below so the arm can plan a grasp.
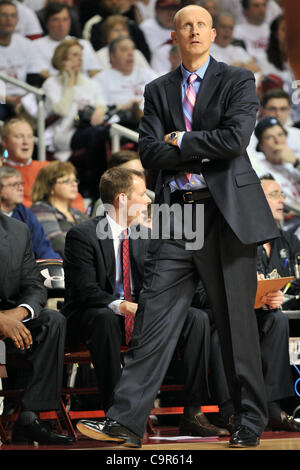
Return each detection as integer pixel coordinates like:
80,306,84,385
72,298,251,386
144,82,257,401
0,181,24,189
56,178,79,185
266,190,286,200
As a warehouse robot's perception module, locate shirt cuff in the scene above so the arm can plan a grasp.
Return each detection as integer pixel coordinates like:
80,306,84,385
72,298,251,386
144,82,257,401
177,131,185,148
108,299,125,316
19,304,34,322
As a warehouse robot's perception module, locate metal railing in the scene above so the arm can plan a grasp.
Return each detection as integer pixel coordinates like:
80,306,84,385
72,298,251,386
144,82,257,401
110,123,138,152
0,72,46,161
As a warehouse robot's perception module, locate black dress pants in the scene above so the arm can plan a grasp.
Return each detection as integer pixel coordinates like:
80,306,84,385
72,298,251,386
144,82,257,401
5,309,66,412
72,305,211,413
107,198,267,437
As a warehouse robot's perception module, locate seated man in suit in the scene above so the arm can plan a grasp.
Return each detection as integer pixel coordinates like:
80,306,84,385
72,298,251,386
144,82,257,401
0,166,61,260
63,167,228,436
0,212,73,445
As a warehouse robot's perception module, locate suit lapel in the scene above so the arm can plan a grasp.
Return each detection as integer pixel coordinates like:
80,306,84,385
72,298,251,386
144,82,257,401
165,67,186,131
0,218,10,293
192,57,222,130
95,216,116,289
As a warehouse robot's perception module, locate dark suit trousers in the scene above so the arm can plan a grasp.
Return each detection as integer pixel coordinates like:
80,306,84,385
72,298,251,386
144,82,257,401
209,308,294,407
5,309,66,411
107,197,268,437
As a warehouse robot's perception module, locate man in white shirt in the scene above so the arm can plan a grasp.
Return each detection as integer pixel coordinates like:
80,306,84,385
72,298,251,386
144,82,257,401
210,11,261,75
140,0,180,55
250,116,300,209
0,1,44,120
32,2,100,79
219,0,281,25
233,0,270,62
93,36,157,120
249,88,300,157
12,0,43,39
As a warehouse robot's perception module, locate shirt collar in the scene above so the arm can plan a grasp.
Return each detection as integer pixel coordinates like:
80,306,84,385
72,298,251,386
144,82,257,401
106,214,131,240
5,158,32,167
180,56,210,82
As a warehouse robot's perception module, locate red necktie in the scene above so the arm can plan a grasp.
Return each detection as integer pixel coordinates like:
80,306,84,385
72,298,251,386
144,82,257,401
121,229,134,345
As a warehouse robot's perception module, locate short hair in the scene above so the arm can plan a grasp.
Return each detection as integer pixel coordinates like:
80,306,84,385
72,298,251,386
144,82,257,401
101,15,129,44
0,166,20,186
0,0,17,11
31,160,76,203
1,117,33,139
260,173,276,181
52,38,83,71
214,11,235,27
107,150,140,169
99,167,145,205
241,0,251,10
261,88,291,107
108,35,132,55
44,2,70,25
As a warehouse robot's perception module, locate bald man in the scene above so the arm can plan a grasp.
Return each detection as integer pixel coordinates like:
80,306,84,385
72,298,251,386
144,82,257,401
76,5,279,448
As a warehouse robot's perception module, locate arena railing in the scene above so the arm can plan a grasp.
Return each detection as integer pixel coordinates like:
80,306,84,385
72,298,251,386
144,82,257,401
110,123,138,153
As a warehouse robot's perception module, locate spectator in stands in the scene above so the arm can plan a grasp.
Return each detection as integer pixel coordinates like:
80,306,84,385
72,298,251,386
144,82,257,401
95,14,150,70
37,0,82,38
218,0,281,26
41,38,108,197
256,15,300,124
0,0,44,120
84,0,151,63
233,0,270,62
250,116,300,210
30,161,89,257
249,89,300,157
63,167,228,437
0,165,61,259
1,117,86,212
93,36,157,122
140,0,180,56
32,2,100,80
0,211,74,445
11,0,43,39
210,11,261,75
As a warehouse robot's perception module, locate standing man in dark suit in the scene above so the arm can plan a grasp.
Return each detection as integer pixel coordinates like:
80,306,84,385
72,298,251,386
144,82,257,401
0,212,73,445
77,5,279,448
64,167,227,436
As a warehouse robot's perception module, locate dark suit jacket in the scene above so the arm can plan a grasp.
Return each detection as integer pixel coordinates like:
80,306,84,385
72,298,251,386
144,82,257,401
0,213,47,314
62,216,150,326
138,57,279,245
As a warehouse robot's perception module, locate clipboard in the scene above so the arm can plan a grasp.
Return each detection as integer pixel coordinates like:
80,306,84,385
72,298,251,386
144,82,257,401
255,276,294,309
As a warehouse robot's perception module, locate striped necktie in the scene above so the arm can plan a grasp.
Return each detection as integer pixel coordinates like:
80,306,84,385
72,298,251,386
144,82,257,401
181,72,198,183
121,229,134,345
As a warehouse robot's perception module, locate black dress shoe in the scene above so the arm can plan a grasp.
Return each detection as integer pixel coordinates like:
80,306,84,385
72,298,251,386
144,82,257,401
11,418,75,445
77,418,142,448
268,411,300,432
229,425,260,447
179,412,230,437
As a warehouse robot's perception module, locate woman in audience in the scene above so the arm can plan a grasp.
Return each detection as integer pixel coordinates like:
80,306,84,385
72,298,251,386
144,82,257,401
30,161,89,257
96,15,150,70
42,38,108,197
257,15,300,122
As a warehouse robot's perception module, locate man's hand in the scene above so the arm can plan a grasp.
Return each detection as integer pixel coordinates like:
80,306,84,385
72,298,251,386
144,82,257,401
271,145,297,165
90,105,107,126
0,312,32,350
260,290,284,309
119,301,138,317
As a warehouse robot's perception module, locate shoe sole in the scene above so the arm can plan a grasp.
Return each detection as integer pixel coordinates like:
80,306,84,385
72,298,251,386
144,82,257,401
76,422,125,443
229,441,260,448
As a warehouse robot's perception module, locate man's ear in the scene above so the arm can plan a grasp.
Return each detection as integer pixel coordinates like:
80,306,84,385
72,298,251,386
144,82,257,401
171,31,177,44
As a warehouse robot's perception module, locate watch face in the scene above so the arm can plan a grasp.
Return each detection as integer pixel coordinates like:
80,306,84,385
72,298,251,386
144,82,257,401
170,132,177,141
